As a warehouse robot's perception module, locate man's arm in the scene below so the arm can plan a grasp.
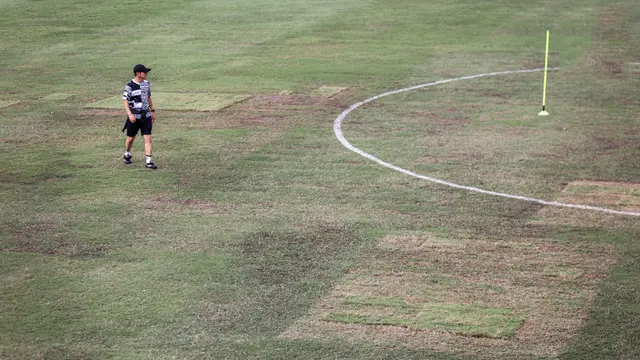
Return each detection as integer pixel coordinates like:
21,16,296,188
124,100,135,122
149,96,155,122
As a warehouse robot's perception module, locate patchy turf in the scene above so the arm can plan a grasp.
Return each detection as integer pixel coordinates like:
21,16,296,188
533,181,640,227
311,86,348,98
282,234,617,359
85,92,251,112
0,100,19,108
2,1,640,359
42,93,74,101
325,300,523,339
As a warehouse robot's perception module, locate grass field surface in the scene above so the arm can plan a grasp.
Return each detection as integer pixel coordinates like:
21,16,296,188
85,93,251,112
1,0,639,359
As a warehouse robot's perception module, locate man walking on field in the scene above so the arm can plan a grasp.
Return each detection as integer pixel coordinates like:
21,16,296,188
123,64,157,169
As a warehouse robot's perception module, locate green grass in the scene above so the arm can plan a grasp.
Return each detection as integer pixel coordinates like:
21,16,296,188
543,265,585,278
327,297,523,339
1,0,640,359
42,93,75,101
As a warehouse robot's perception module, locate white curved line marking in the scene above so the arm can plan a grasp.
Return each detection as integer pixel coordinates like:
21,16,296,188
334,68,640,217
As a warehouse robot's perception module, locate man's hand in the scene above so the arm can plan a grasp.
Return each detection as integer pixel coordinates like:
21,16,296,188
151,112,155,123
128,113,136,123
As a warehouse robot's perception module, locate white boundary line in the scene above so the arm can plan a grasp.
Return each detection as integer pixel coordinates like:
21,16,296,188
333,68,640,217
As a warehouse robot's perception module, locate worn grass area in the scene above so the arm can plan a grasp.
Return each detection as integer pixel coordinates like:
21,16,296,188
0,100,19,108
1,0,640,359
42,93,74,101
326,300,523,339
311,86,348,98
85,92,251,112
282,234,617,359
533,181,640,227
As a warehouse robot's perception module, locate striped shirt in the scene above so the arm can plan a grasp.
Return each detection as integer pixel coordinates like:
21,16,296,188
123,79,151,119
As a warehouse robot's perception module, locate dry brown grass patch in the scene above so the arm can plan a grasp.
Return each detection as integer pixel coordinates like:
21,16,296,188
144,195,230,216
379,234,465,251
281,234,616,359
186,92,349,130
586,7,629,79
0,100,20,109
311,86,348,98
532,180,640,227
85,93,251,112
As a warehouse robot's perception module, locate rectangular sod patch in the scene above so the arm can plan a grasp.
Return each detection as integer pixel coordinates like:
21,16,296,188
85,92,251,112
311,86,347,98
326,298,523,339
281,234,616,359
42,93,74,100
531,180,640,227
0,100,19,108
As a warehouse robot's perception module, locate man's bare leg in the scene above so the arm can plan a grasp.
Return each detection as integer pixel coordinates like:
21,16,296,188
125,136,135,152
143,135,156,169
124,136,135,164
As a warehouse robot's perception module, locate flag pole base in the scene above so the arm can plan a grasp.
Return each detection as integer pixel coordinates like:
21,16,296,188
538,110,549,116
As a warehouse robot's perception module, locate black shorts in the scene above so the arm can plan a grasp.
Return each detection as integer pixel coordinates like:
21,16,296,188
125,115,152,137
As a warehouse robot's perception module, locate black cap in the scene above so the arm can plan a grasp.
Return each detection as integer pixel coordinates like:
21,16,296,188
133,64,152,74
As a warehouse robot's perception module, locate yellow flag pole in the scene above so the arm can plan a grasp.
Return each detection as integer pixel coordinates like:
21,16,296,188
539,30,550,116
